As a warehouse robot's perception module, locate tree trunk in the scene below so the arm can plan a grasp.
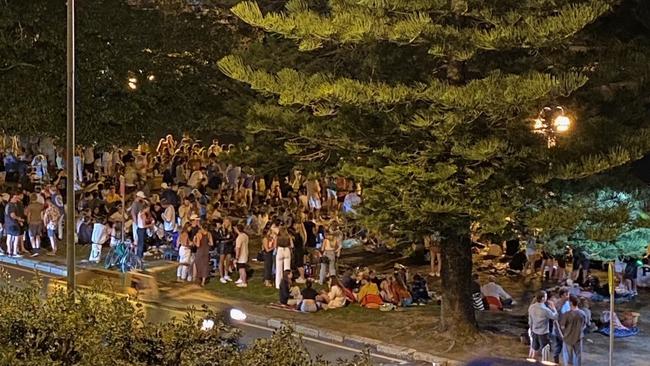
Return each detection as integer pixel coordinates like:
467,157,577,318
440,232,477,337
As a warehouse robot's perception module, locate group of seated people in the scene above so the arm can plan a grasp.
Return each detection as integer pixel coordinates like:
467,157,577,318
278,264,435,312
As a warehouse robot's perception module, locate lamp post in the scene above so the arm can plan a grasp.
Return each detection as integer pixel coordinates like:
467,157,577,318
532,106,572,148
66,0,76,293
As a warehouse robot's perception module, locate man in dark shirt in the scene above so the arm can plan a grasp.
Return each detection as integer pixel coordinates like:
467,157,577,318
560,295,587,366
5,192,25,256
303,214,317,248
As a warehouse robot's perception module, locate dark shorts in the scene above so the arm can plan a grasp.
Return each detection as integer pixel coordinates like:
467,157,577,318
84,163,94,173
28,223,43,237
293,247,305,268
6,224,21,237
217,242,234,256
531,333,550,352
236,263,247,270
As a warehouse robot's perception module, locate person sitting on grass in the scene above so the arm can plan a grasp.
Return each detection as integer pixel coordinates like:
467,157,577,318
356,276,383,309
391,277,413,307
299,279,320,313
481,275,515,310
380,277,397,304
410,274,431,304
278,270,302,306
317,275,347,310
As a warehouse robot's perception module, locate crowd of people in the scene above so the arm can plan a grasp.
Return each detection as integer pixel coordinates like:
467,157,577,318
0,135,646,365
0,134,442,315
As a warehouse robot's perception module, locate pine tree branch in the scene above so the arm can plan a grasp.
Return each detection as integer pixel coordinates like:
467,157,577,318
218,55,588,112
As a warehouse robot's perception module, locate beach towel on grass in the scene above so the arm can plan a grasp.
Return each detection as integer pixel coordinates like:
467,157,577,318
598,326,639,338
267,303,303,313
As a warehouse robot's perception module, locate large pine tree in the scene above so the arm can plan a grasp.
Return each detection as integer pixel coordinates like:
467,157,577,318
219,0,650,335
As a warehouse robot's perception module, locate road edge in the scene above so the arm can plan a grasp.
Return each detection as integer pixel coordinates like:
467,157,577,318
0,255,462,365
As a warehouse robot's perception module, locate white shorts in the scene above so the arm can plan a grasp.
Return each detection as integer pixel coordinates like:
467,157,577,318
308,196,321,210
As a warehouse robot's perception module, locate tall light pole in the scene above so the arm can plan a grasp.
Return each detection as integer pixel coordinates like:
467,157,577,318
66,0,76,293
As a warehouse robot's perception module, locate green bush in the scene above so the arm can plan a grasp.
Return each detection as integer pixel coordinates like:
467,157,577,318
0,272,371,366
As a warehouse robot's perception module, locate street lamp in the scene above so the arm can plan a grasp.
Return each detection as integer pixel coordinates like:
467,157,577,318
532,106,572,148
66,0,76,294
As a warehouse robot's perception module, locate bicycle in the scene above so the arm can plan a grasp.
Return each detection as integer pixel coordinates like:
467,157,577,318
105,240,144,272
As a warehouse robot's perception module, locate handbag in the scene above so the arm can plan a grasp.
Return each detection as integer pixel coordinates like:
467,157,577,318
319,253,330,264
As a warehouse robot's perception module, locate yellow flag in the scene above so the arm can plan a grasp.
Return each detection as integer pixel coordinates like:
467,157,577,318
608,262,614,294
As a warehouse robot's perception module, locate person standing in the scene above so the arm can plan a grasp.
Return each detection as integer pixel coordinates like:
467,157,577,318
528,290,558,361
305,175,321,215
215,219,234,283
161,199,176,239
42,197,60,255
89,216,109,263
559,295,587,366
318,229,341,284
424,232,441,277
26,193,44,257
234,223,249,288
130,191,146,243
136,203,153,258
261,228,275,287
176,223,193,282
193,224,213,287
275,226,293,289
5,192,25,257
291,220,307,283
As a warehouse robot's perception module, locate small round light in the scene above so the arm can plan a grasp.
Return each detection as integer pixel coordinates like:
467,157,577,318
553,115,571,132
201,319,215,331
230,308,247,321
147,75,155,81
128,82,137,90
128,77,138,83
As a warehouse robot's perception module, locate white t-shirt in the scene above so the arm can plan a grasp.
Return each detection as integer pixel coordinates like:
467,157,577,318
162,205,176,232
91,223,109,245
235,233,249,264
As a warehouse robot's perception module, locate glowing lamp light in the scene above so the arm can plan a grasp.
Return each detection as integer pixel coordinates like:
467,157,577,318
147,74,155,81
128,77,138,83
553,115,571,132
201,319,215,331
128,82,138,90
230,308,247,322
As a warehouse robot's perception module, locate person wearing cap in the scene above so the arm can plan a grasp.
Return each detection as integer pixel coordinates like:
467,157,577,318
188,214,201,241
131,191,146,244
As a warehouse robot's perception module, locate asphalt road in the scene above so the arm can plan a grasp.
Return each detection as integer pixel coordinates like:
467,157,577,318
1,264,415,365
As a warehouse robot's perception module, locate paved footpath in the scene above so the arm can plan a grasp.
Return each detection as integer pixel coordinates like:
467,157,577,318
0,254,459,366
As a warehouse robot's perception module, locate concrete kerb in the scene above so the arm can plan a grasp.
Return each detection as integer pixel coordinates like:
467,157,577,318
3,256,461,365
0,255,68,277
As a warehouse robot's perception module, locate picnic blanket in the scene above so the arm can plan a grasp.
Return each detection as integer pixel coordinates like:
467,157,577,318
598,326,639,338
266,303,303,313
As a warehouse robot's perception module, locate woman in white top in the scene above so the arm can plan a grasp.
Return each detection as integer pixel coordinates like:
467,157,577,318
318,276,346,310
176,223,193,282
